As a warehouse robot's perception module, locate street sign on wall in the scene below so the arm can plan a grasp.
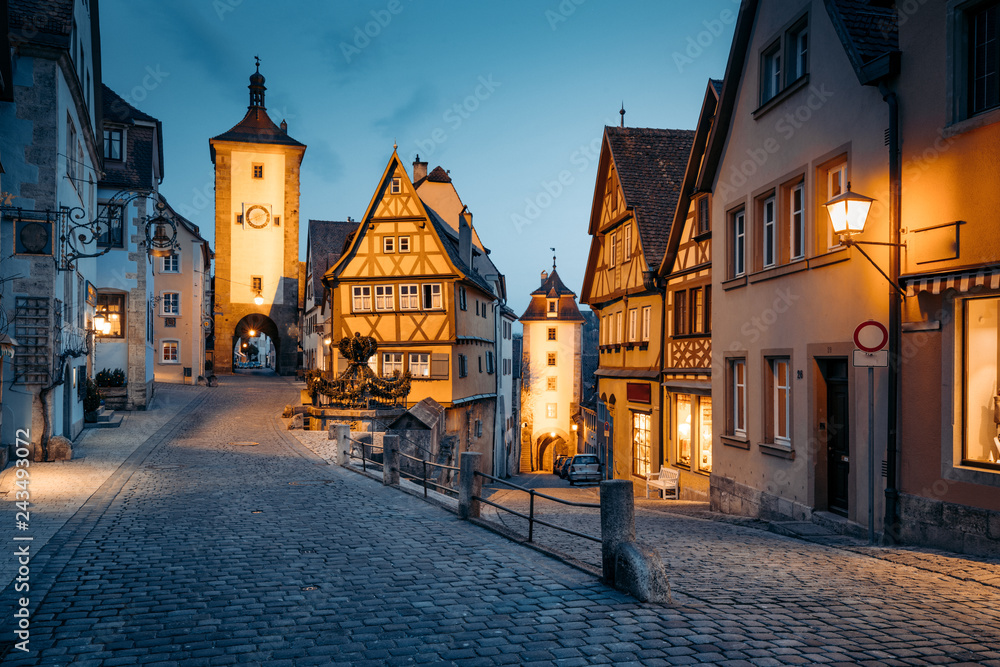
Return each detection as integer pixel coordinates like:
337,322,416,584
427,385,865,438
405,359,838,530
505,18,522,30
853,349,888,367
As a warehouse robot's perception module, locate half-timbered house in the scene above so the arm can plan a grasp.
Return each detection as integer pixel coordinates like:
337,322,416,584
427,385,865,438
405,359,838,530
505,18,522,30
323,151,503,473
580,126,694,488
656,80,722,500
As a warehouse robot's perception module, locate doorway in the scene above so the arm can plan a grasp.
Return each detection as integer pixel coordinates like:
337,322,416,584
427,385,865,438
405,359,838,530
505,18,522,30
821,359,850,516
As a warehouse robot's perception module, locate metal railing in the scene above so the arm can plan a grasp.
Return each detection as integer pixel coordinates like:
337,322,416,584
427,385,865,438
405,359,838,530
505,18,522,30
398,451,460,499
472,472,601,544
347,437,384,473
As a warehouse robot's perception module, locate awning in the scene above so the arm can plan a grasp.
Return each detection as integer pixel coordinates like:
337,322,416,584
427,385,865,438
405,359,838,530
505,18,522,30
0,334,17,359
902,265,1000,297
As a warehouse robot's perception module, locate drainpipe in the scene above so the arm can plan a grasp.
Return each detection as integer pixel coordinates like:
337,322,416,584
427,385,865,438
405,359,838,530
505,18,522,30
878,80,902,544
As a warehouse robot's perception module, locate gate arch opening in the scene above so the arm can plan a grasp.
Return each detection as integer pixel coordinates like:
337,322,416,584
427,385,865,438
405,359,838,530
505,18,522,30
233,314,280,374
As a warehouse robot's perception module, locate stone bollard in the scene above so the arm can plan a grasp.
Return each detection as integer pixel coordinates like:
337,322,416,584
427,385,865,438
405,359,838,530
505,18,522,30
458,452,483,519
330,424,350,466
383,434,400,486
600,480,636,585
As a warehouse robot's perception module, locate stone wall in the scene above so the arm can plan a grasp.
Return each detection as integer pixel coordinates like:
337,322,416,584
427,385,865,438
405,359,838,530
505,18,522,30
710,474,812,522
899,493,1000,558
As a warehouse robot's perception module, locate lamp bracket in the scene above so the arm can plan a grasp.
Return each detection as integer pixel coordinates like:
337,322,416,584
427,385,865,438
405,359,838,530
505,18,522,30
844,239,907,297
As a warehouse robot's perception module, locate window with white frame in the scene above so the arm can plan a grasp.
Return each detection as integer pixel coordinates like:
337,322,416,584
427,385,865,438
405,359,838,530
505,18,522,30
615,311,623,344
400,284,419,309
375,285,394,311
608,231,617,268
398,236,410,253
352,286,372,311
161,340,179,363
422,283,442,309
641,306,651,341
383,352,404,376
762,195,776,268
628,308,637,342
623,224,632,261
825,160,847,250
768,357,792,447
761,41,782,103
409,353,430,377
731,208,746,278
787,20,808,82
162,253,180,273
790,182,805,260
390,176,402,194
383,236,395,254
161,292,180,316
728,358,747,437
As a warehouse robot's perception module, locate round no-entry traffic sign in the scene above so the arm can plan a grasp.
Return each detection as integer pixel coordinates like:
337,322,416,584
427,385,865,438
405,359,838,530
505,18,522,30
603,421,610,436
854,320,888,353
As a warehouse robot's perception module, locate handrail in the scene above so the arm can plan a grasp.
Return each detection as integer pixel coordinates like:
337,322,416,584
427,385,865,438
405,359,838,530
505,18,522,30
472,470,600,543
397,450,459,498
347,438,383,474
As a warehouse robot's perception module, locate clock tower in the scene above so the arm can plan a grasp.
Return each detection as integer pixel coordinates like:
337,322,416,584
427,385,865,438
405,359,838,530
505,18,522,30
210,62,306,375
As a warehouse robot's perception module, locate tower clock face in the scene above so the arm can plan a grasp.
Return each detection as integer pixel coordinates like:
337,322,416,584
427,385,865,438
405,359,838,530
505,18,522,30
245,205,271,229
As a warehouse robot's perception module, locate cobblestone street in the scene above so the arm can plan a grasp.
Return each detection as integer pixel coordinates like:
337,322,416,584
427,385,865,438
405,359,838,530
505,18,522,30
2,375,999,665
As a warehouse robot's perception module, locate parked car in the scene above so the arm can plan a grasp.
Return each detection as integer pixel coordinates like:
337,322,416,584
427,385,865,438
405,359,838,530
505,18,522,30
557,455,574,479
552,454,570,477
566,454,602,485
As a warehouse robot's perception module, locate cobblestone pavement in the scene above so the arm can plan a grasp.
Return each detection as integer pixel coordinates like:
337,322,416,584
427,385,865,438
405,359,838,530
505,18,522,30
1,375,998,665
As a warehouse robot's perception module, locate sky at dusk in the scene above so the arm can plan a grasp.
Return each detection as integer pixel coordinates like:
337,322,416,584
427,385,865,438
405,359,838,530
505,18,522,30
100,0,738,317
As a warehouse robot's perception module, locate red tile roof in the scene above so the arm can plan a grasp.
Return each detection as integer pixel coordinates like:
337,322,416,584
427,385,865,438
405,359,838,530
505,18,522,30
605,127,695,270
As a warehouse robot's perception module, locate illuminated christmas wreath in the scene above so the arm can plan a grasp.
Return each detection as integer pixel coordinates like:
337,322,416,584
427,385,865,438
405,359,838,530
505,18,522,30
305,333,411,407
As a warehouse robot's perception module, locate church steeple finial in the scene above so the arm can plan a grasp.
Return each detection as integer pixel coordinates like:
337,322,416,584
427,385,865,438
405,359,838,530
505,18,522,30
249,56,266,109
620,102,625,128
551,247,556,271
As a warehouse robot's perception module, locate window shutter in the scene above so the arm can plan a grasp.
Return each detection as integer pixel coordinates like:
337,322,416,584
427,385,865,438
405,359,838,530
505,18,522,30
430,353,449,379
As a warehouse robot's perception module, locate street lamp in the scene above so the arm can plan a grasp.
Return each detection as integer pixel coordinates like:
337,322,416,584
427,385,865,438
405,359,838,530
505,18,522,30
824,183,875,237
248,329,256,337
253,290,264,306
823,185,905,296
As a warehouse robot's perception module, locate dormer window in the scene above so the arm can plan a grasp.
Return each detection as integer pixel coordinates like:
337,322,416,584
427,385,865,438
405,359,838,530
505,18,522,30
547,299,557,317
103,128,123,161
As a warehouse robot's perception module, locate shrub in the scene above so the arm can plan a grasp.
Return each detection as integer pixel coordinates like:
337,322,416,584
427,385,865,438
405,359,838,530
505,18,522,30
83,378,103,412
95,368,126,387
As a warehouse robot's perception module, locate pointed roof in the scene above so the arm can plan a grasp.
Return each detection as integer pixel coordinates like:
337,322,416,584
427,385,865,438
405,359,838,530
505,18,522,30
324,150,496,296
210,65,304,160
660,79,723,275
605,126,695,269
699,0,899,191
520,269,585,322
531,268,576,298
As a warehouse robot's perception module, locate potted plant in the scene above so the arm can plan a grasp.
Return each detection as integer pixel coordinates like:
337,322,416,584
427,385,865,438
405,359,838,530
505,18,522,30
83,378,103,422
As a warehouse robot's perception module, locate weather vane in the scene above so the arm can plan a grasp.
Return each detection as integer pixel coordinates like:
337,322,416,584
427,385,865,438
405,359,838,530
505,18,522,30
254,55,261,70
551,247,556,269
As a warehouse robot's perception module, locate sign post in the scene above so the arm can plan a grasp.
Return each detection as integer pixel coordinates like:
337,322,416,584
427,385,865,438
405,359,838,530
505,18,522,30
853,320,888,544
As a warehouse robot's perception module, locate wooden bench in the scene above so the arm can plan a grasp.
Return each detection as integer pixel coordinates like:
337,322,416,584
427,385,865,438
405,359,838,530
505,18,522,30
646,466,679,499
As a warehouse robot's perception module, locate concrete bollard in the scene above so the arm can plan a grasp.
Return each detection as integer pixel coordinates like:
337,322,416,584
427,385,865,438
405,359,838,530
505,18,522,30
330,424,350,466
458,452,483,520
383,434,400,486
600,480,636,585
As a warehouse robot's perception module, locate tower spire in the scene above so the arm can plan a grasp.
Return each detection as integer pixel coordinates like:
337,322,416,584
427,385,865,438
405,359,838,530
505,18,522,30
249,57,266,109
551,247,556,271
620,102,625,128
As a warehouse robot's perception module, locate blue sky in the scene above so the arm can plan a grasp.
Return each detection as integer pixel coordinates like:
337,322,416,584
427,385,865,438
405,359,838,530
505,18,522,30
101,0,738,317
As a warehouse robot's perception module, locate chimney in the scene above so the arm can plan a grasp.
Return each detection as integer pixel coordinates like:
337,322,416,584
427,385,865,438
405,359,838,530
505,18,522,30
280,119,287,132
413,154,427,182
459,208,472,270
541,270,548,285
